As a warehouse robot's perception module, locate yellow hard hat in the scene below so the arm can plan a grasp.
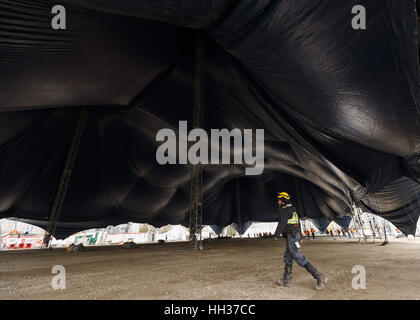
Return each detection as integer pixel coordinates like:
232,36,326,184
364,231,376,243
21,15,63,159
277,192,290,200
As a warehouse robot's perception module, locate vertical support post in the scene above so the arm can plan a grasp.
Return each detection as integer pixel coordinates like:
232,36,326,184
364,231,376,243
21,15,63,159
235,179,242,236
358,214,366,240
352,204,366,242
381,218,389,246
43,107,89,246
371,215,381,239
189,31,204,250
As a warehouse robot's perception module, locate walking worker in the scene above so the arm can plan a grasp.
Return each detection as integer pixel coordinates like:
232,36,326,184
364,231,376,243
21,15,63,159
274,192,328,290
311,228,315,239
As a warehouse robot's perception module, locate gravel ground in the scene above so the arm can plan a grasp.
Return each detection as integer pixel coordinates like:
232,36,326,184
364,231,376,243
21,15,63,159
1,237,420,300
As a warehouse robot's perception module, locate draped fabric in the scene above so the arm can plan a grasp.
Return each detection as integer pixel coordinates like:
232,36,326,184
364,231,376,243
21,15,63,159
0,0,419,238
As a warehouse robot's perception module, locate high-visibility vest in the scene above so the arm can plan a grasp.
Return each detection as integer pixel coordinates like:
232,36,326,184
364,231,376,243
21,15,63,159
287,211,299,224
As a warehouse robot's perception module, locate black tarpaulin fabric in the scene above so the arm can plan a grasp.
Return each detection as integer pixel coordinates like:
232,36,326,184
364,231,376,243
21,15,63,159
0,0,419,239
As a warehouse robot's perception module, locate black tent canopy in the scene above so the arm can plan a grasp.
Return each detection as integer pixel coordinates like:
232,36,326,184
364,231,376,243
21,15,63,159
0,0,419,239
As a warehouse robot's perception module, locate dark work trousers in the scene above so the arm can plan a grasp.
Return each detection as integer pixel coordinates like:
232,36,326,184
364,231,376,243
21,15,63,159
284,231,309,267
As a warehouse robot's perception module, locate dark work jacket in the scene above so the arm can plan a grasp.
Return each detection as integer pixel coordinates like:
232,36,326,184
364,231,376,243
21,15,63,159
274,204,301,238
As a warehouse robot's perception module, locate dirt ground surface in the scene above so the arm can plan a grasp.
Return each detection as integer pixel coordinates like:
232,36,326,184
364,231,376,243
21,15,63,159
1,237,420,300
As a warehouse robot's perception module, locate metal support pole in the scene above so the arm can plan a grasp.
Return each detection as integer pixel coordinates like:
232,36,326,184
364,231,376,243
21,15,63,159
235,179,242,236
353,205,367,242
380,218,389,246
43,107,89,246
371,215,381,239
189,31,204,250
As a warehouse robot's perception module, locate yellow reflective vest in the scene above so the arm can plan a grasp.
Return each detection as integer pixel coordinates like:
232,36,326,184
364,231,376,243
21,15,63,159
287,210,299,224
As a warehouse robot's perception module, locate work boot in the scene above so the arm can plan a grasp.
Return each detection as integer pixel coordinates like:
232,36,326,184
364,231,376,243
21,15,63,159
278,263,293,287
304,262,328,290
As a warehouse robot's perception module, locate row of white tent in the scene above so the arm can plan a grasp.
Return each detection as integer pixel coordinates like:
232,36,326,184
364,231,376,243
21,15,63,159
0,219,300,249
1,213,418,250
